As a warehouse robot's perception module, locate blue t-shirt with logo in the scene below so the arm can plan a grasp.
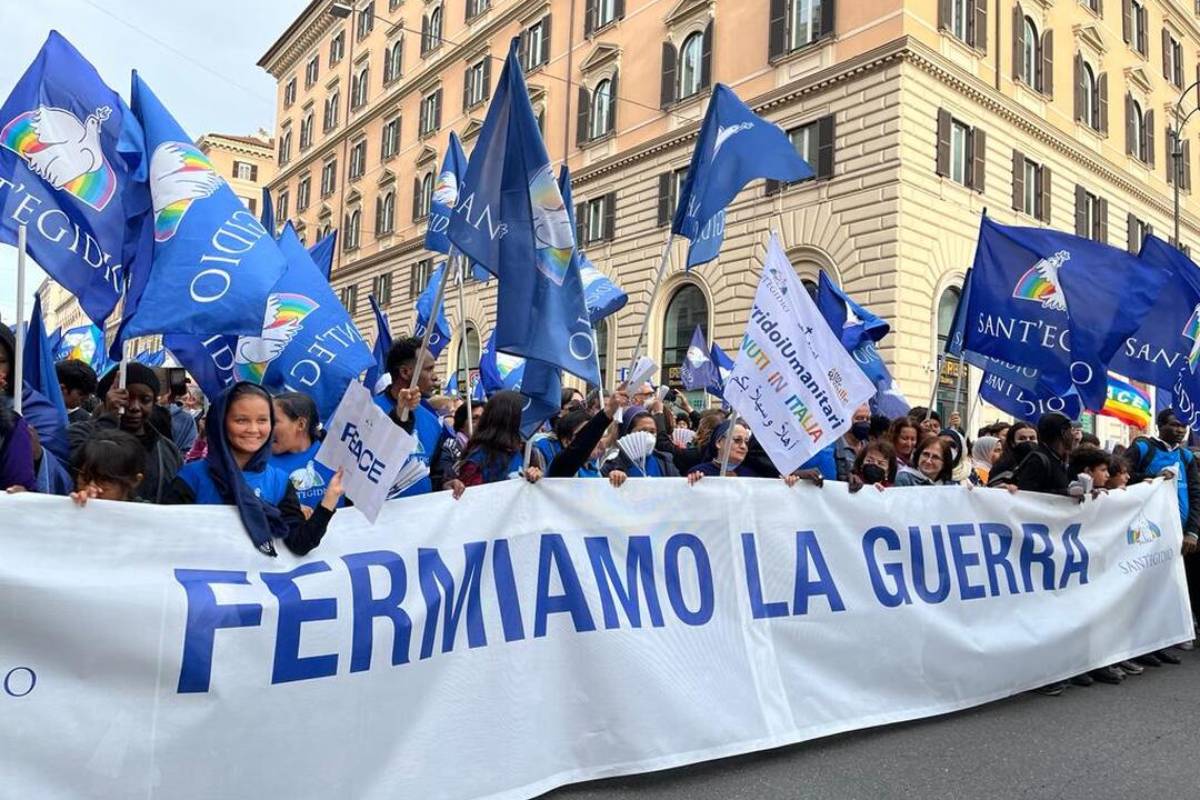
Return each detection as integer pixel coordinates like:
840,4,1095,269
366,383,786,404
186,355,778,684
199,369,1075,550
269,441,342,509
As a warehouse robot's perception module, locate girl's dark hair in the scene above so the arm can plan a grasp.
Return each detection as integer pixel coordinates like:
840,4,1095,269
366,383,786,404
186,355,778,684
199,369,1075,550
852,440,898,483
273,391,321,442
71,428,144,486
1109,453,1130,476
453,402,471,434
913,436,954,483
869,414,892,439
465,390,524,466
1004,421,1036,451
888,417,918,446
555,409,591,443
1069,445,1111,476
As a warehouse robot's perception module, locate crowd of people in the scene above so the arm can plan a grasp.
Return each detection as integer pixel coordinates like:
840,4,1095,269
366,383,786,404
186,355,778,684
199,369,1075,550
0,331,1197,687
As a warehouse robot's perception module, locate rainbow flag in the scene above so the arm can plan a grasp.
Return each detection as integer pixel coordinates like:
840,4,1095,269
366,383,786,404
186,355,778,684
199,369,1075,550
1100,376,1152,429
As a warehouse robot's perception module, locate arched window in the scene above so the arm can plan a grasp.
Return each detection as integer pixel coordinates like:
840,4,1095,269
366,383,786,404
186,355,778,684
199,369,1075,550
593,317,609,390
457,324,481,395
420,172,434,219
376,191,395,235
1082,63,1096,129
678,32,704,100
344,209,361,251
429,7,443,47
590,79,612,139
1021,18,1038,87
935,285,967,420
385,40,403,83
661,284,708,407
1132,100,1144,160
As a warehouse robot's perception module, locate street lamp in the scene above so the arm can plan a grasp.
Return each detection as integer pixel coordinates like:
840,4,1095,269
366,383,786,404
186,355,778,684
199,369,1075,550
328,2,353,19
1171,80,1200,247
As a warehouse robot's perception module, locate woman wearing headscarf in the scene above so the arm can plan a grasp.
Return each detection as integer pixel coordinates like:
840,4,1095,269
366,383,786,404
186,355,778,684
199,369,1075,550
969,435,1001,485
686,419,811,486
601,405,680,486
67,363,182,503
938,428,972,484
0,326,35,491
163,382,344,556
270,391,345,514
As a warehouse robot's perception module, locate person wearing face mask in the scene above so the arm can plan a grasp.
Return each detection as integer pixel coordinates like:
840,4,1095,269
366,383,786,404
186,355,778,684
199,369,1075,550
987,422,1038,488
601,405,681,486
67,363,182,504
848,441,897,492
1010,413,1073,496
835,404,872,482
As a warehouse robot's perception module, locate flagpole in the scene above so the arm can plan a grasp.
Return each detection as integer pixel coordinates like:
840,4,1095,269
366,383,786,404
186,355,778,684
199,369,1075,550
400,251,455,422
952,355,965,419
592,328,606,406
626,234,674,372
455,256,474,438
718,409,740,476
926,354,942,421
13,225,27,415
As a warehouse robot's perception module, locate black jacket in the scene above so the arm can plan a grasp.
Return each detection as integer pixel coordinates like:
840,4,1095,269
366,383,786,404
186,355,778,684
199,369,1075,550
68,414,183,504
1012,443,1071,496
549,410,612,478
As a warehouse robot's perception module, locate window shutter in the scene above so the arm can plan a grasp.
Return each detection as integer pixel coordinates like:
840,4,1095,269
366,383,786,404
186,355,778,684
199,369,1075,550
1098,72,1108,133
769,0,787,60
421,14,429,53
1146,109,1155,167
1012,150,1025,210
575,203,586,245
971,127,986,193
817,114,835,178
584,0,596,36
1185,140,1192,190
1075,184,1087,236
1125,93,1134,155
614,0,625,20
463,67,471,111
412,177,421,221
482,58,491,101
1039,30,1052,97
819,0,834,39
1098,197,1108,242
935,108,951,177
1126,212,1137,252
542,15,552,65
251,165,258,182
577,85,590,146
435,89,442,129
700,21,713,90
1073,55,1083,121
657,173,671,226
1168,128,1175,185
765,178,783,195
973,0,987,50
1012,3,1024,82
1039,165,1052,223
1136,7,1146,54
608,71,619,133
1122,0,1131,44
661,42,677,108
375,197,383,235
603,193,616,241
938,0,950,31
1163,29,1171,79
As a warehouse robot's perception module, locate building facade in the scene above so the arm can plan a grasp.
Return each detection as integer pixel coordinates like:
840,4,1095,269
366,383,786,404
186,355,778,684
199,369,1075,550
259,0,1200,441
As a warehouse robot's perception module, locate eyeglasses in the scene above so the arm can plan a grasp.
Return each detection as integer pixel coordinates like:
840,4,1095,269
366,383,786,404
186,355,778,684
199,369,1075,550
726,436,750,446
919,451,944,464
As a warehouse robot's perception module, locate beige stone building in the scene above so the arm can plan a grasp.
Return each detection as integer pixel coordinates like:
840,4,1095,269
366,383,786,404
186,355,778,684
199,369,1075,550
258,0,1200,441
38,130,277,361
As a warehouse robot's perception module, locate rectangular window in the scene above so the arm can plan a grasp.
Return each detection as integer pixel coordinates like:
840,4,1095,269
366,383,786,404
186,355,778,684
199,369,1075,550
789,123,817,166
1076,186,1106,241
381,117,400,160
234,161,252,181
1130,1,1147,56
419,90,441,136
284,78,297,107
465,59,487,107
349,140,366,180
950,0,969,42
340,284,358,313
297,175,311,211
524,18,549,71
372,273,393,305
1128,214,1150,253
410,259,432,299
321,159,338,196
305,55,319,87
330,30,345,65
277,190,289,222
949,121,969,185
1022,159,1039,217
583,196,614,243
790,0,824,50
357,1,374,40
466,0,490,20
597,0,617,29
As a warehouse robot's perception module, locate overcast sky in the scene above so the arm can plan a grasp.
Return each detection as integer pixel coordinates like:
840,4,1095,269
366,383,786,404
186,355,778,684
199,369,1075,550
0,0,304,324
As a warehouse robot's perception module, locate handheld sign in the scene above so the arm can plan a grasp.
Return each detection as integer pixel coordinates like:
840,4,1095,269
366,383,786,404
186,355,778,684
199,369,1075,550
316,382,416,523
627,356,658,391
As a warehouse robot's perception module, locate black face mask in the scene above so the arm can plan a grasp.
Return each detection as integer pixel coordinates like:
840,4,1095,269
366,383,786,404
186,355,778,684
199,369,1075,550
861,464,887,484
850,421,871,441
1011,441,1036,461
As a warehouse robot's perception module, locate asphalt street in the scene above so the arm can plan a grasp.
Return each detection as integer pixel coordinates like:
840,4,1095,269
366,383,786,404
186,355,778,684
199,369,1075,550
543,649,1200,800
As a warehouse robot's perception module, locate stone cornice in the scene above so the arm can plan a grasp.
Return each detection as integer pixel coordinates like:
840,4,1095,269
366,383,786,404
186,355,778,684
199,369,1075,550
260,2,337,78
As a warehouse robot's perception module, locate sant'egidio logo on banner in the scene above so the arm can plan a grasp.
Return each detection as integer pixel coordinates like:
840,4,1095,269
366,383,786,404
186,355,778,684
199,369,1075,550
1012,250,1070,313
1126,513,1163,545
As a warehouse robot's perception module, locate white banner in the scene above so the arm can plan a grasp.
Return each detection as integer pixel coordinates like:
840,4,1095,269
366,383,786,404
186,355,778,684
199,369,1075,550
0,480,1191,799
725,233,874,474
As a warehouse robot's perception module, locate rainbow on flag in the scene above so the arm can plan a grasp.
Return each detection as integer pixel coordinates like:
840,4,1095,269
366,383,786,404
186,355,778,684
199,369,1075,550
1100,375,1152,429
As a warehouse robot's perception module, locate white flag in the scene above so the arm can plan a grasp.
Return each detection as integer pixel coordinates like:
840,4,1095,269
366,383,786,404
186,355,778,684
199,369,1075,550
316,381,417,523
724,233,875,475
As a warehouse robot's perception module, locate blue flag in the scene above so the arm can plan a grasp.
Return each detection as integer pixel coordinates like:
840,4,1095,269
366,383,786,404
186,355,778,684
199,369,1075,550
962,215,1170,410
946,267,1042,393
414,261,452,358
478,328,525,394
444,370,458,396
0,31,151,325
133,348,165,367
578,253,627,324
426,131,467,254
119,72,286,341
166,223,373,420
365,293,393,394
259,185,274,231
55,323,110,375
680,325,716,392
308,229,337,281
1109,235,1200,390
816,272,889,350
21,293,69,458
671,84,812,269
979,369,1083,423
447,41,598,385
518,357,561,439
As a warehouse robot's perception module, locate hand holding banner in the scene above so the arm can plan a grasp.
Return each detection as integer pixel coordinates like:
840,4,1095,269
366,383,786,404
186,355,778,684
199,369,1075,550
316,382,415,523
